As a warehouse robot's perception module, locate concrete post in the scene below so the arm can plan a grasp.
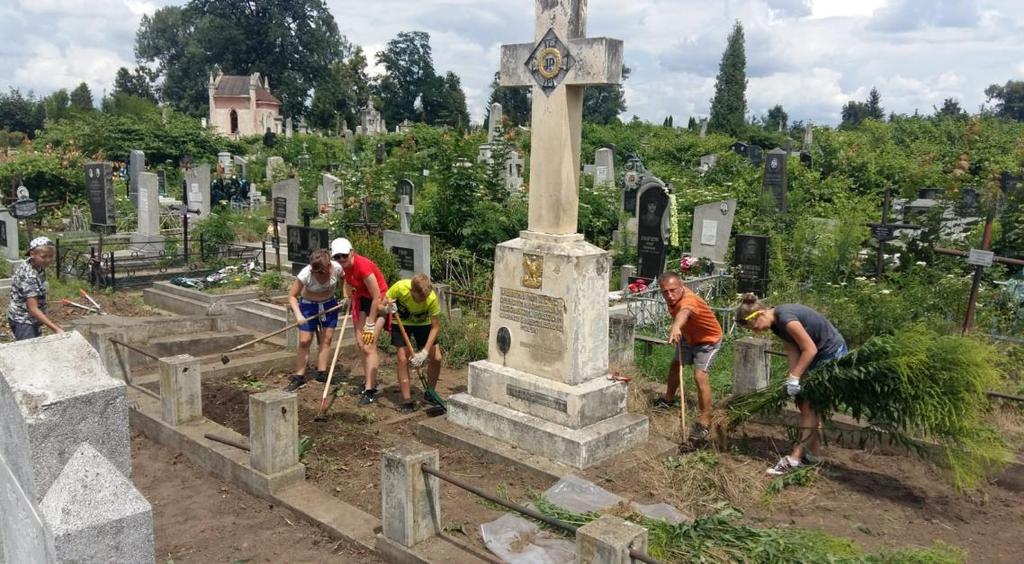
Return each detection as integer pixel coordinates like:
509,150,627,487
158,354,202,426
249,391,299,475
381,442,441,547
575,515,648,564
608,312,635,367
620,265,636,290
733,337,771,394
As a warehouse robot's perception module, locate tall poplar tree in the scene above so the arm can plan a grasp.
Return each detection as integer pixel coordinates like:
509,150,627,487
708,21,747,137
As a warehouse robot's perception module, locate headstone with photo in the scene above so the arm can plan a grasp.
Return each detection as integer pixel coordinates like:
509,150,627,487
271,179,300,226
217,151,233,177
128,150,145,209
85,161,116,232
762,148,788,212
690,199,736,267
734,234,769,296
287,224,330,275
594,147,614,187
635,177,671,282
730,141,749,158
383,179,430,278
184,164,212,218
375,143,386,165
621,155,645,247
0,208,18,261
318,173,343,214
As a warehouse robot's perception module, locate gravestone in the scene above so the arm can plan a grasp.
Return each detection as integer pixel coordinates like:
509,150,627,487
287,224,329,275
594,147,614,187
959,187,980,216
505,150,525,192
376,143,386,165
443,0,648,469
233,155,249,179
730,141,749,158
762,148,788,212
271,179,300,226
318,173,343,213
0,208,18,261
217,151,233,176
128,150,145,209
622,156,644,217
266,156,286,182
383,179,430,278
699,154,717,172
85,162,116,231
487,102,504,143
734,234,769,296
747,144,764,166
903,187,939,222
690,199,736,266
799,150,812,168
285,117,293,138
361,100,385,136
184,164,212,218
635,177,671,282
131,172,164,250
699,118,709,138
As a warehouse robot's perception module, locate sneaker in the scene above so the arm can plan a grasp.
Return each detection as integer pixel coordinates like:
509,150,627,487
314,370,328,383
351,384,366,396
690,422,711,443
284,376,307,393
358,388,378,405
399,402,417,414
801,452,822,466
767,455,802,476
652,397,678,410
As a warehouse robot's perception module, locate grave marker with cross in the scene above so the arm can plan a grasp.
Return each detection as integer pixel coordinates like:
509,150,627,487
867,187,920,276
499,0,623,235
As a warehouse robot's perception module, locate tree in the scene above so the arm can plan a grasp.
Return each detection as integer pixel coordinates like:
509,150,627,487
687,116,698,130
42,89,71,122
425,71,469,129
113,66,157,102
984,80,1024,121
865,87,884,120
69,82,94,112
136,0,348,118
765,104,788,132
484,72,530,127
583,65,629,124
708,21,747,137
840,87,884,129
375,31,436,126
309,47,371,132
933,97,966,119
101,93,160,117
0,89,45,137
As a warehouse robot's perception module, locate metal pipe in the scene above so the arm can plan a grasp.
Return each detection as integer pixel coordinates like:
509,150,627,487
419,464,660,564
446,290,491,302
130,384,160,401
204,433,251,451
765,349,787,357
109,339,161,362
988,391,1024,403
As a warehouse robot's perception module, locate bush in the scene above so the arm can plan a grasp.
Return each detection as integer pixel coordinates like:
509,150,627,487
440,311,488,369
258,270,288,297
348,231,399,284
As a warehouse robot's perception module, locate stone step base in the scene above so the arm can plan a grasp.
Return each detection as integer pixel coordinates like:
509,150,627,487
445,393,649,469
142,287,211,317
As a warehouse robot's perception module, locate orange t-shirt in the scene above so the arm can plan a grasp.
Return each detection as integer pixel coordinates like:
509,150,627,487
669,291,723,346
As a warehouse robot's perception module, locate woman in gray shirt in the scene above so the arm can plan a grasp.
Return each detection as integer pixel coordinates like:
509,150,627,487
736,293,847,475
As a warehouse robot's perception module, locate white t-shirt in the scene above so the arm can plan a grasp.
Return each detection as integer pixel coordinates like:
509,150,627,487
297,262,344,296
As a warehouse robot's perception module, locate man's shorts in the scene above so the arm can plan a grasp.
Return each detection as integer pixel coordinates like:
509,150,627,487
353,296,392,331
297,297,339,332
678,341,722,372
391,324,434,349
9,320,41,341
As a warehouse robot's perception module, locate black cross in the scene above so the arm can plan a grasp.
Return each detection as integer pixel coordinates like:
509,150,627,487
348,196,379,235
867,188,920,276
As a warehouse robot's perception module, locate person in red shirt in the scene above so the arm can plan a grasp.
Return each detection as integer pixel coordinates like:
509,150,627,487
331,238,389,405
656,271,724,444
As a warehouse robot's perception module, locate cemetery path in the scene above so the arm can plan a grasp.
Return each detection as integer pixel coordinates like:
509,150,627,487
131,432,382,563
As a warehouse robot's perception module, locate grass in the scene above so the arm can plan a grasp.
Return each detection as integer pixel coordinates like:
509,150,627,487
632,335,751,397
229,374,267,393
440,310,488,369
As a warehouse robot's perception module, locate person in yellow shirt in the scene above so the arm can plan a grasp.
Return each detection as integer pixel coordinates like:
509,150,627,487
384,274,443,413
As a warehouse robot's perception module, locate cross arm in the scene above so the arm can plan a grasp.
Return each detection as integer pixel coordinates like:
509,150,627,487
499,37,624,88
934,247,1024,267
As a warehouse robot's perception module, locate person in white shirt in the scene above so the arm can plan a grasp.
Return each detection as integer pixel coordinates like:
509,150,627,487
285,249,345,392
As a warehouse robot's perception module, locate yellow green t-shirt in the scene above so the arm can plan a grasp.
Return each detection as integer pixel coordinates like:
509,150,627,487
385,279,440,326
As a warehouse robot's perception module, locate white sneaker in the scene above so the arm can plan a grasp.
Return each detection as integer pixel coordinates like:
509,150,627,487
767,455,802,476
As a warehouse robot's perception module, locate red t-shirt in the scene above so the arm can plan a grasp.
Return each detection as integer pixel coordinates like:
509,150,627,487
344,254,387,300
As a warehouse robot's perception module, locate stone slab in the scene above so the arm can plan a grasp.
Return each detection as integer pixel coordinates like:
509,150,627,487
0,209,19,261
445,393,649,469
184,164,212,218
689,199,736,264
271,179,300,226
381,442,441,547
39,443,154,563
467,361,626,429
383,230,431,279
0,332,130,500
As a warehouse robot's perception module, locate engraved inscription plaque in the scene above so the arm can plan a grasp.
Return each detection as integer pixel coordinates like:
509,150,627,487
498,288,564,334
507,385,567,413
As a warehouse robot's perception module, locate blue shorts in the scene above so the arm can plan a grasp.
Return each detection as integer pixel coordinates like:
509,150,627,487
298,298,339,332
809,342,848,371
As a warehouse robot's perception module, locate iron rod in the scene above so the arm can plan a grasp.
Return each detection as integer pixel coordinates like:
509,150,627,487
446,289,491,302
765,349,787,357
988,391,1024,403
204,433,251,451
109,339,161,362
130,383,160,401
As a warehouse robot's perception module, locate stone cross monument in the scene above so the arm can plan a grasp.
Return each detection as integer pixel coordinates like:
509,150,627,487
396,196,414,234
444,0,647,469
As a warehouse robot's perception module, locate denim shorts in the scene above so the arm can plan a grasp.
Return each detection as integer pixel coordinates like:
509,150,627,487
297,298,339,332
809,342,848,371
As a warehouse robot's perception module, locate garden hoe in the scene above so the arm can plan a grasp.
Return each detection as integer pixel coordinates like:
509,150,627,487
677,342,693,452
393,311,446,411
219,301,346,364
314,310,350,421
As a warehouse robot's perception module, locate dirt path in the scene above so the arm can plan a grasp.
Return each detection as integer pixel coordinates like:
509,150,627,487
131,432,381,563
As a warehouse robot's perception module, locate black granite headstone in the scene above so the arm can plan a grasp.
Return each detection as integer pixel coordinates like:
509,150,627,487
636,181,669,281
392,246,415,270
734,234,770,297
287,224,330,275
748,145,764,167
85,162,116,230
762,148,788,212
375,143,385,165
273,197,287,223
799,150,812,168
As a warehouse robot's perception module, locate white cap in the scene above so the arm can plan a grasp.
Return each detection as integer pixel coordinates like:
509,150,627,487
330,237,352,257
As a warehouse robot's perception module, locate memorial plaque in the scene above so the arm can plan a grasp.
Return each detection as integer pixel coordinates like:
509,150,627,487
392,246,415,270
636,182,669,281
871,224,896,242
967,249,994,267
85,162,116,229
734,234,770,296
156,170,167,196
497,288,565,334
506,384,567,413
9,199,37,219
273,197,287,223
762,148,788,212
622,156,644,216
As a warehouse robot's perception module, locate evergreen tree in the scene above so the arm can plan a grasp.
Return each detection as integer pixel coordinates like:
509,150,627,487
708,21,747,137
0,88,45,137
484,72,530,127
583,65,629,124
69,82,94,111
934,97,967,119
112,66,157,102
984,80,1024,121
841,87,884,129
687,116,698,130
866,87,885,120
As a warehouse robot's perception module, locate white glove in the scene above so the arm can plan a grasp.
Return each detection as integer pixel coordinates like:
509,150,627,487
384,302,398,315
785,375,801,397
411,350,429,368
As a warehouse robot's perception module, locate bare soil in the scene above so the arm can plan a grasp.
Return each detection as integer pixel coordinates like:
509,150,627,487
131,432,380,563
202,349,1024,563
0,289,158,342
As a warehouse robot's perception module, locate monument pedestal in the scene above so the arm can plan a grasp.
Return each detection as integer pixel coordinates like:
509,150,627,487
445,231,648,468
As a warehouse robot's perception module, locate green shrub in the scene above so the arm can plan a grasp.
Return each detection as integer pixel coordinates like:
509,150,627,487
348,232,399,284
440,311,488,369
258,270,288,296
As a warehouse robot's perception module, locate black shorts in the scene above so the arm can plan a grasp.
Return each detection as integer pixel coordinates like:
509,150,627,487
391,324,433,349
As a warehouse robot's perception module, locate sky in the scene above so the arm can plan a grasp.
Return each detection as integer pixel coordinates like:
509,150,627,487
1,0,1022,127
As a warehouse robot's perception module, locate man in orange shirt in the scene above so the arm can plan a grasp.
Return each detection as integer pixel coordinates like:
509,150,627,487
654,271,723,443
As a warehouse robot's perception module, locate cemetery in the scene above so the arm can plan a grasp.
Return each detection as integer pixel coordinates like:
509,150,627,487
2,0,1024,563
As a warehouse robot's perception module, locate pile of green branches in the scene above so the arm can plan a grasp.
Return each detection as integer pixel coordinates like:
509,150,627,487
727,326,1011,489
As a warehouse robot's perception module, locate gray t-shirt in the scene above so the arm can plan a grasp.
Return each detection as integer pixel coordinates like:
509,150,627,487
770,304,845,360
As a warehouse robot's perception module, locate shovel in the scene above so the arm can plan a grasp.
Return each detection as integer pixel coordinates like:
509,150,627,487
393,310,446,411
314,311,350,421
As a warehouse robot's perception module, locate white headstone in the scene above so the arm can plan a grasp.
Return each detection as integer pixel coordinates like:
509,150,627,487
0,208,19,261
318,173,343,213
233,155,249,178
128,150,145,209
217,151,233,176
272,179,300,225
594,148,614,187
383,195,429,279
699,118,709,138
132,172,164,249
699,154,717,172
266,156,285,182
285,117,293,138
689,199,736,265
361,101,384,136
487,102,504,143
506,150,525,192
185,164,212,218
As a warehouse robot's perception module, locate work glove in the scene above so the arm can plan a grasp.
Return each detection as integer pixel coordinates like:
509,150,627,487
785,375,801,397
384,302,398,315
361,321,376,345
411,349,428,368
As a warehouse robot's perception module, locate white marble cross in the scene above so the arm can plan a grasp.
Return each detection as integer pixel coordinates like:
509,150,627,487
396,195,414,234
500,0,622,235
